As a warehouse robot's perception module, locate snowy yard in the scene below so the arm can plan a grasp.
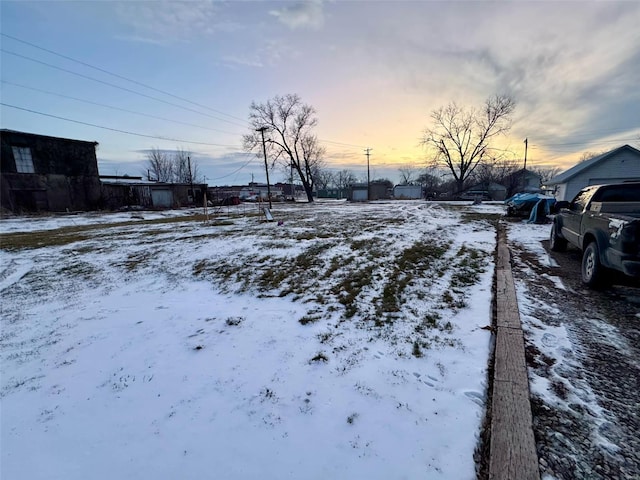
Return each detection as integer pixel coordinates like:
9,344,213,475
1,201,503,480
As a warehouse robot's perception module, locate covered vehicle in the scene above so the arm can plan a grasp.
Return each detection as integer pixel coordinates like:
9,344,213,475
505,193,556,223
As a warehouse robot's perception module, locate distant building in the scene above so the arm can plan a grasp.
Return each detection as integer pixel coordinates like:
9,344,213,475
238,183,283,201
317,188,349,199
393,185,422,200
545,144,640,201
100,176,207,209
504,169,542,197
348,182,392,201
1,129,101,213
459,181,508,201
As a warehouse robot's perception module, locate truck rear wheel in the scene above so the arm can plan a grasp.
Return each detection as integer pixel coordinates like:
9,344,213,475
582,241,605,288
550,223,567,252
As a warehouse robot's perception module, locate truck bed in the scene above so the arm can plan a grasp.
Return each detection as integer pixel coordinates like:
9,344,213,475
590,201,640,216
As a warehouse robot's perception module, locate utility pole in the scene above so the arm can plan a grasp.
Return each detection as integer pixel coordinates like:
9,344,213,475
187,156,194,204
256,126,272,209
365,148,372,201
522,138,528,192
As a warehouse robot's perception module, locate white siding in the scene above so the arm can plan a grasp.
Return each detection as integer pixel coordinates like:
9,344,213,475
554,183,567,201
564,151,640,201
393,185,422,199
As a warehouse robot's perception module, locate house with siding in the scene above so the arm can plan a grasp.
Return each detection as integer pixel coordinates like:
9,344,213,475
545,144,640,201
1,129,101,213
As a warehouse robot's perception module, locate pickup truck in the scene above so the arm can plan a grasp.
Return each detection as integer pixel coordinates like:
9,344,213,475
550,182,640,287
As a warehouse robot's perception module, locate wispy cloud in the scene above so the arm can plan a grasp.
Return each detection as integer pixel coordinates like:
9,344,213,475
115,1,242,44
269,0,324,30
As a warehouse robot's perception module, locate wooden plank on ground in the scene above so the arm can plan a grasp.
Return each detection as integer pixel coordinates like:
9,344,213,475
489,223,540,480
495,270,522,329
489,380,540,480
493,327,529,386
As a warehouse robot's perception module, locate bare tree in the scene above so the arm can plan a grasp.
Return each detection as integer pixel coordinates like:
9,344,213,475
146,147,173,182
473,157,519,185
530,166,561,183
313,168,334,191
422,95,516,193
173,147,200,185
334,169,358,190
579,150,607,162
243,94,325,202
398,166,418,185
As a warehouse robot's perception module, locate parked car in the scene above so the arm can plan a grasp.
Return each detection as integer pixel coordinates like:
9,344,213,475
550,182,640,287
457,190,491,201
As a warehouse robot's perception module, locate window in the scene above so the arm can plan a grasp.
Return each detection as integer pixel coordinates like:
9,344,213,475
570,188,595,212
12,147,35,173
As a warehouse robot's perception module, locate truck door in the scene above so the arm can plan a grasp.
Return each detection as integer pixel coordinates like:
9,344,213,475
562,188,594,247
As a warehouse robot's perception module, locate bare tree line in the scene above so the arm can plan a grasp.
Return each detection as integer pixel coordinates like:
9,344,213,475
146,147,200,184
241,92,568,199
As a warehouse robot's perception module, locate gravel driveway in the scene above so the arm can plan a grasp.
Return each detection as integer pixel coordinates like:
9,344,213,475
508,224,640,480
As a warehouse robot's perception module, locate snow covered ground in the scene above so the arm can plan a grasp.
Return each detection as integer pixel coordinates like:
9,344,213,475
1,201,502,480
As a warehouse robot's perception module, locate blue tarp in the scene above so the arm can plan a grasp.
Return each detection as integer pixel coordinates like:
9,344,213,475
504,193,556,224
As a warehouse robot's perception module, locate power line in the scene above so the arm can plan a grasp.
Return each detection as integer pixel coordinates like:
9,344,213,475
1,37,371,154
532,137,639,148
1,49,248,128
320,138,368,148
2,48,367,153
1,32,249,125
522,126,638,142
208,154,257,181
1,102,243,148
1,80,241,136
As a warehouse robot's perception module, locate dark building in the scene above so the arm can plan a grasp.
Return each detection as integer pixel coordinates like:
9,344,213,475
100,176,208,210
1,129,101,213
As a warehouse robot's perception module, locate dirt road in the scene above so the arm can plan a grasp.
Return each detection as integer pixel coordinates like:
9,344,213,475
509,237,640,480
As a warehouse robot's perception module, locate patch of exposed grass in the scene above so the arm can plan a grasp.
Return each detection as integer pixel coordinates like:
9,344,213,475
192,258,244,287
332,267,374,318
323,255,355,279
299,315,322,325
57,261,97,279
376,240,450,316
120,250,154,272
412,341,423,358
309,352,329,363
225,316,244,326
0,214,229,251
450,245,487,288
317,331,335,343
294,231,334,241
1,230,92,251
460,212,502,225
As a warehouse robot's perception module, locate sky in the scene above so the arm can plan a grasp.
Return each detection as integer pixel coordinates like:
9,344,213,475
1,0,639,186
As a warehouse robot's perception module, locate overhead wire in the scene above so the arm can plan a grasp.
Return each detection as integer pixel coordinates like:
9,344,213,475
1,103,243,148
0,32,249,125
1,49,249,128
207,153,258,181
1,34,368,152
1,80,241,136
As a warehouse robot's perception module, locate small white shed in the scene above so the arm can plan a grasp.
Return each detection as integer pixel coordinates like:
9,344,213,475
545,144,640,201
393,185,422,199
